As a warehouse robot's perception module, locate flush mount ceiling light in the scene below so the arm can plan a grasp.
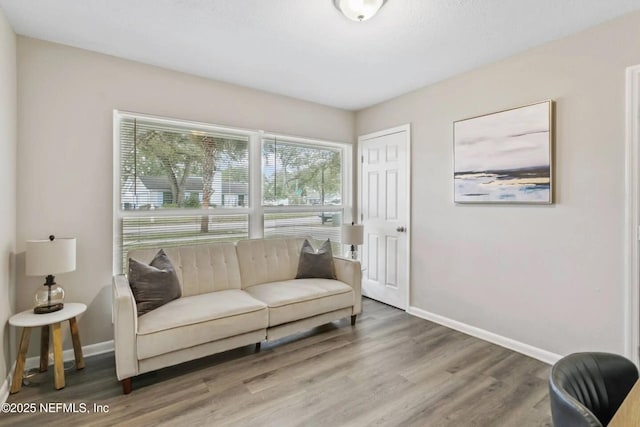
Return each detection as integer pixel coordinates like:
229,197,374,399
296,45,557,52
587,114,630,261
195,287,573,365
333,0,388,22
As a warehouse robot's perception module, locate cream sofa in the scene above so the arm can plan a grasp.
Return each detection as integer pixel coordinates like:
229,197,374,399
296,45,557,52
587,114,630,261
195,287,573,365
112,237,361,394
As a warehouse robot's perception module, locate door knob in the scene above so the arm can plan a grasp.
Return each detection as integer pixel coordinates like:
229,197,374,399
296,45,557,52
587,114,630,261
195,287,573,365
396,226,406,232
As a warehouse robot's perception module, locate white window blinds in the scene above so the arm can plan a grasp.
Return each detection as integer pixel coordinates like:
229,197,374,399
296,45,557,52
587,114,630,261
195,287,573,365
115,112,353,274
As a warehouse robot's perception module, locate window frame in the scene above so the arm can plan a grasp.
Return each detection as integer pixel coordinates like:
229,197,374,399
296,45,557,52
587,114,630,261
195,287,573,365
113,111,353,274
260,131,352,213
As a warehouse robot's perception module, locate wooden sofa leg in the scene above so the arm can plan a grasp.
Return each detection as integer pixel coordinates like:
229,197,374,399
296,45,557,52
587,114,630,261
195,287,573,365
255,342,261,353
351,315,357,326
122,378,132,395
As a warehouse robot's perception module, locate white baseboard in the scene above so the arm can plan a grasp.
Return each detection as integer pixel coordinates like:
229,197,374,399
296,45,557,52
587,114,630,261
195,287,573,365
0,361,16,404
407,306,562,365
23,340,114,371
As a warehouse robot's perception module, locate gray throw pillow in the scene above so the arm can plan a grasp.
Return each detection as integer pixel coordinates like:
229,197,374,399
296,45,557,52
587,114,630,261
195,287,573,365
296,239,337,280
128,249,181,316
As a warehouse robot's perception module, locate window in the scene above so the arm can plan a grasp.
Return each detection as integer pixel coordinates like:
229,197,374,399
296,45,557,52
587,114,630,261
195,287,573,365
114,112,352,272
261,136,346,254
264,212,343,254
122,214,249,253
119,117,249,211
262,137,342,207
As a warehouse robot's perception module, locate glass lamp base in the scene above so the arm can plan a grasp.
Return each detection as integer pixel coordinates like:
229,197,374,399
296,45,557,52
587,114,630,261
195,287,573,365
34,283,65,314
345,250,359,260
34,303,64,314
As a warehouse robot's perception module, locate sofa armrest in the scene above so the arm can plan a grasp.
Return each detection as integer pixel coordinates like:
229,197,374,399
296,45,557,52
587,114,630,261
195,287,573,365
334,256,362,315
112,274,139,380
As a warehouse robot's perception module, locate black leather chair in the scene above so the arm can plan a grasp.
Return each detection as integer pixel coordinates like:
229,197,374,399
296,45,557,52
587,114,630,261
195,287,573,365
549,352,638,427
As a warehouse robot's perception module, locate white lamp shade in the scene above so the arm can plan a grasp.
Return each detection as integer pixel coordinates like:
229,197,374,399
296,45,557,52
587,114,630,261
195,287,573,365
26,238,76,276
333,0,387,21
342,224,364,245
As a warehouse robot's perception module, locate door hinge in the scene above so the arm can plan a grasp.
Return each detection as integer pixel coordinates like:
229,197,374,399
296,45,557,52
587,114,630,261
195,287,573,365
361,155,364,163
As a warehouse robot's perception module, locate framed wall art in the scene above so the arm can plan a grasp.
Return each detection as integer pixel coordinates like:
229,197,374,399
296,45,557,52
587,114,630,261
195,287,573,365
454,100,554,204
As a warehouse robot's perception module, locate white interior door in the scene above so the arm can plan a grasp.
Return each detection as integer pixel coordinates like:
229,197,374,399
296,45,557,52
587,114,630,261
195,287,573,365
358,125,410,310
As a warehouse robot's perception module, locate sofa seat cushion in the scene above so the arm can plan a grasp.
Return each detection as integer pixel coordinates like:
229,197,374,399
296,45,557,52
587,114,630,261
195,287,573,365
244,279,353,327
137,289,268,359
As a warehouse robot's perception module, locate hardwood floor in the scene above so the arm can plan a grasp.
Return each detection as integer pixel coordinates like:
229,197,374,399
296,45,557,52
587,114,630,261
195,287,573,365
2,298,552,426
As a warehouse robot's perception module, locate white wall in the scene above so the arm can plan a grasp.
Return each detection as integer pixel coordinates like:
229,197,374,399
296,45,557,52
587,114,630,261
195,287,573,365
16,37,355,350
356,11,640,358
0,7,16,393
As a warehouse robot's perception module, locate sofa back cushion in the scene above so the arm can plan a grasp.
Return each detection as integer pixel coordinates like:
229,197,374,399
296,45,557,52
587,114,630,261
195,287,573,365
127,242,242,297
236,238,306,288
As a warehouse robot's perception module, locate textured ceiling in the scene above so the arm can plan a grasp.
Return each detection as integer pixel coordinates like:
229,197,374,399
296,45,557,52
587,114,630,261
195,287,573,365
2,0,640,110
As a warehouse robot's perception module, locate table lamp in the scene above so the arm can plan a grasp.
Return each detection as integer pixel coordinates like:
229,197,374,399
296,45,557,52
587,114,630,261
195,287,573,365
342,222,364,260
26,235,76,314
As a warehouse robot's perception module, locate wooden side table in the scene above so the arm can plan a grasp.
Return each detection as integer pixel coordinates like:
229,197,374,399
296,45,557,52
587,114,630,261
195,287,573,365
9,303,86,393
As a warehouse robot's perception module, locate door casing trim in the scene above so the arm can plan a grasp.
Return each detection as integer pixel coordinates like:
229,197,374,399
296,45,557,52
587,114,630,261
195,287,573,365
625,65,640,366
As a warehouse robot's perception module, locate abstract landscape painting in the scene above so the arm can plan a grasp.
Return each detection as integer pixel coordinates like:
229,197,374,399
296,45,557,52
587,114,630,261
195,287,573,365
454,101,553,203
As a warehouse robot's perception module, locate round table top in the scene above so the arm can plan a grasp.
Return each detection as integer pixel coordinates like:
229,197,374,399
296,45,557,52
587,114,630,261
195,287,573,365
9,303,87,327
